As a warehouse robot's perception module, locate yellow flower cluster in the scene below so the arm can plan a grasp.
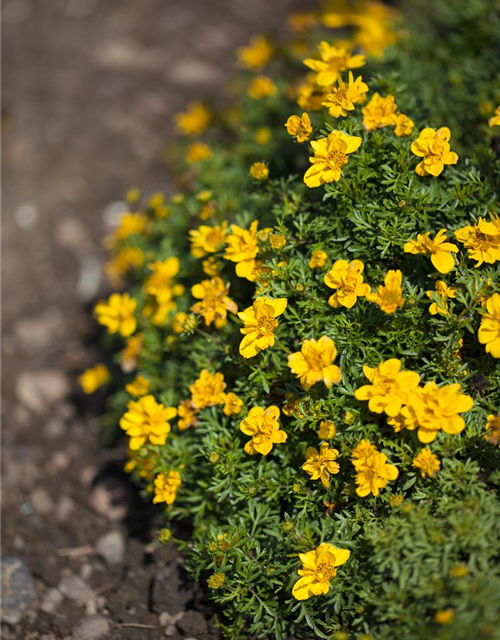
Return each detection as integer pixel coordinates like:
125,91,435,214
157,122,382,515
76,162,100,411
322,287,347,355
239,406,287,455
120,395,177,450
352,439,399,497
292,543,350,601
78,364,110,394
153,470,181,505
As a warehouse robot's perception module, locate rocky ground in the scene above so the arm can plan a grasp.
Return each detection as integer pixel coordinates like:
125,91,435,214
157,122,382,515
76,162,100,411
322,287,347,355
1,1,308,638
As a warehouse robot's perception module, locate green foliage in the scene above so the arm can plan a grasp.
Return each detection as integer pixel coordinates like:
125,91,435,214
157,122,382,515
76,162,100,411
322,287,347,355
96,1,500,638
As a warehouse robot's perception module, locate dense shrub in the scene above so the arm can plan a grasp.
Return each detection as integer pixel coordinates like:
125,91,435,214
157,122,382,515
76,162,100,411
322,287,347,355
82,1,500,638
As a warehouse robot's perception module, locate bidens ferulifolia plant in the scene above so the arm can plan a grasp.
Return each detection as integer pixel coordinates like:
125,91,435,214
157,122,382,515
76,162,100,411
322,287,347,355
80,0,500,638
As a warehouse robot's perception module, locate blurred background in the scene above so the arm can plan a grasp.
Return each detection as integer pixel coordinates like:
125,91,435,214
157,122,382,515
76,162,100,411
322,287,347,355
1,1,308,638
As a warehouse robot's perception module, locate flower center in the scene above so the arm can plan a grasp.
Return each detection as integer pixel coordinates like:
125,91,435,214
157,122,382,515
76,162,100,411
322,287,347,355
327,149,348,169
315,561,336,581
257,315,278,335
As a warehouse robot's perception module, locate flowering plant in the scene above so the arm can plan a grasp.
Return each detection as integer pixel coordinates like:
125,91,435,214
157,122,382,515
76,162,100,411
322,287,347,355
84,1,500,638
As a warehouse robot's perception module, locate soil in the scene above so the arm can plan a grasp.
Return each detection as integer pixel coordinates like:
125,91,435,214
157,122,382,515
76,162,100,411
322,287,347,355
1,1,309,638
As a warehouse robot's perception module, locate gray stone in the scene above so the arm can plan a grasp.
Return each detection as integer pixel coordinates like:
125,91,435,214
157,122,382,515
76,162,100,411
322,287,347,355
58,575,94,603
1,557,37,625
39,588,63,614
176,611,207,637
88,475,131,521
15,370,70,414
30,487,54,515
95,531,125,566
71,615,110,640
152,564,193,615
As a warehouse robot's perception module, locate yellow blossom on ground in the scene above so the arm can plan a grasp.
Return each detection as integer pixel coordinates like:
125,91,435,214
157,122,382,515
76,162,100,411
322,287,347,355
309,249,328,269
302,442,340,488
435,609,454,625
404,229,458,274
288,336,342,391
393,113,415,136
303,41,365,87
366,269,404,314
78,364,110,394
249,162,269,180
224,221,260,280
292,543,350,601
125,374,150,397
322,71,369,118
362,93,397,130
411,127,459,177
185,141,213,164
114,212,148,241
426,280,457,316
478,293,500,358
237,35,273,70
173,102,211,137
488,105,500,127
454,216,500,267
296,74,328,111
324,259,370,308
239,406,286,455
145,257,181,305
120,395,177,450
190,277,238,328
238,297,287,358
121,333,143,372
485,412,500,447
95,292,137,338
152,470,181,505
352,442,399,497
413,448,441,478
304,131,362,187
177,399,198,431
254,127,271,145
318,420,336,440
401,382,474,443
285,112,313,143
105,246,144,287
354,358,420,417
223,392,244,416
190,370,227,410
190,222,227,259
247,75,277,100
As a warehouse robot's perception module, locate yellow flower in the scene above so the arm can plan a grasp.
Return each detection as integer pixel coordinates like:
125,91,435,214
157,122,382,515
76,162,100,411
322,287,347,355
304,131,362,187
322,71,369,118
478,293,500,358
237,35,273,70
95,293,137,337
105,247,144,287
488,105,500,128
171,312,188,334
239,406,287,455
152,470,181,505
426,280,457,316
292,543,350,601
190,277,237,328
202,256,220,277
177,399,198,431
185,141,213,164
254,127,271,145
249,162,269,180
120,395,177,450
145,257,181,305
318,420,336,440
285,112,313,143
173,102,211,137
296,74,328,111
190,370,227,410
125,374,150,397
238,297,287,358
354,358,420,417
288,336,342,391
324,259,370,308
302,442,340,487
352,442,399,497
114,212,148,241
224,221,260,280
125,188,140,204
401,382,474,443
121,333,143,372
78,364,110,394
303,41,365,87
435,609,454,625
404,229,458,274
309,249,328,269
247,75,277,100
362,93,397,130
282,394,304,418
366,269,404,314
411,127,459,177
207,573,226,589
485,412,500,447
189,222,227,259
393,113,415,137
223,392,244,416
412,448,440,478
269,233,286,250
454,215,500,267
